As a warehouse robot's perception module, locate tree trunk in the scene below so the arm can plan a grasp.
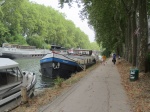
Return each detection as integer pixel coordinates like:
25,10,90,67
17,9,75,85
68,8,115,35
138,0,148,71
128,15,132,63
132,0,138,66
125,22,129,60
121,0,132,61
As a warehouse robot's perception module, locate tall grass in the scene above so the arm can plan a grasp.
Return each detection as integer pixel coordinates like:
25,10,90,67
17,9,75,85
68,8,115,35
54,76,64,87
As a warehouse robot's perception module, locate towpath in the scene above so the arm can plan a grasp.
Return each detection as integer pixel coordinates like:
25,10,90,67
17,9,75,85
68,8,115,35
39,59,132,112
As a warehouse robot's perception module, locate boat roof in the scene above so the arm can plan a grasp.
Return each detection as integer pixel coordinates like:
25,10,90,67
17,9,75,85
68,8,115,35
50,45,66,50
0,58,19,70
73,49,92,51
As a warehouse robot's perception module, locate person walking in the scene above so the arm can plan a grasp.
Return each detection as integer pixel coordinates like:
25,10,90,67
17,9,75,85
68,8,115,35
102,55,106,65
112,53,116,64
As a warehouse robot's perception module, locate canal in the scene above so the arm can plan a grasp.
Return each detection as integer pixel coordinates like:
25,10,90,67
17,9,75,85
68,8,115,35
0,58,54,112
14,58,54,89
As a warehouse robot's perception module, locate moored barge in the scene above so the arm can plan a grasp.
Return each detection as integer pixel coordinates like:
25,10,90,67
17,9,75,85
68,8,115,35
40,49,99,79
1,43,51,59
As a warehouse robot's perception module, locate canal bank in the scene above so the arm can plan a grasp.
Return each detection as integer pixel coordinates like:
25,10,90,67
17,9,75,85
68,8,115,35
11,59,133,112
10,59,100,112
8,58,150,112
39,58,131,112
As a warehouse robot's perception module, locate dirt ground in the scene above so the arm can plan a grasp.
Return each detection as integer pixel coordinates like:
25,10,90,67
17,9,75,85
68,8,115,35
116,59,150,112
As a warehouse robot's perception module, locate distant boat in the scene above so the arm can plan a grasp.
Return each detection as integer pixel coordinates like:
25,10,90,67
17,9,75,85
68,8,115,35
1,43,51,59
50,45,68,54
0,58,36,108
40,47,99,79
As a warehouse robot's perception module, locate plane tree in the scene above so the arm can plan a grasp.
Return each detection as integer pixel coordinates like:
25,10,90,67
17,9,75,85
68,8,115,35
59,0,149,71
0,0,96,50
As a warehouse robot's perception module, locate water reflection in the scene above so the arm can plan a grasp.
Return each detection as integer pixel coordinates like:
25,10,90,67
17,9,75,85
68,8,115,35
14,58,54,89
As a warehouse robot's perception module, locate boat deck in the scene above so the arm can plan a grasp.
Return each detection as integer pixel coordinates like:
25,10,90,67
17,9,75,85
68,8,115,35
66,55,95,65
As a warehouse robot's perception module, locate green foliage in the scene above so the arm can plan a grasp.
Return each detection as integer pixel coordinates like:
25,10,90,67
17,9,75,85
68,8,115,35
26,35,46,48
0,0,95,50
59,0,126,53
59,0,150,71
90,42,100,50
102,49,111,57
54,76,64,87
0,37,6,46
11,35,27,45
44,44,51,49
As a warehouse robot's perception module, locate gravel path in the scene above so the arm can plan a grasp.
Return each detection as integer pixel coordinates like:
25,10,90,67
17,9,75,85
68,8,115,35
39,59,132,112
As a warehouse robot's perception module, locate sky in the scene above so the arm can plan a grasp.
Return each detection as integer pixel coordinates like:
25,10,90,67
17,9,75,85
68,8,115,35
29,0,95,42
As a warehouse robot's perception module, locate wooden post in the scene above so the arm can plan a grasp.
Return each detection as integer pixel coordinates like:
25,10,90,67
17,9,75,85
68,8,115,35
21,86,28,104
83,65,86,71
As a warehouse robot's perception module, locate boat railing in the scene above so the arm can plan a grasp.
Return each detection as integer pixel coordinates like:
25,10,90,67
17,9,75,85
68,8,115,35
77,63,85,70
62,54,85,70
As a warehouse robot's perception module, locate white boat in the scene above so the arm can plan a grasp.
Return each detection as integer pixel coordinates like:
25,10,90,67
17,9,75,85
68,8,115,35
0,58,36,107
1,43,51,59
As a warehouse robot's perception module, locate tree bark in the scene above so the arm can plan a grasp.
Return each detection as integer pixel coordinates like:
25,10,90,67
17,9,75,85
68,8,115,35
128,14,132,63
121,0,132,62
125,20,129,60
131,0,138,66
138,0,148,71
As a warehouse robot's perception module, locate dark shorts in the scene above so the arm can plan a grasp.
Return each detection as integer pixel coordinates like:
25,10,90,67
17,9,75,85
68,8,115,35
112,59,116,62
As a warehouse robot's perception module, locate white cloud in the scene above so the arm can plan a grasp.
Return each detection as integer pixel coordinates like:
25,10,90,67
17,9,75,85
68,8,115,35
30,0,95,42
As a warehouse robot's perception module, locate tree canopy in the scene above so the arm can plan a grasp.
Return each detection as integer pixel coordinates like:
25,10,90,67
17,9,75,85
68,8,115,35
0,0,100,50
59,0,150,71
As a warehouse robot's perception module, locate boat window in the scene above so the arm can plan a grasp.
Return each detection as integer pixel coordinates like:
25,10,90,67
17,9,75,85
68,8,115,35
0,67,22,86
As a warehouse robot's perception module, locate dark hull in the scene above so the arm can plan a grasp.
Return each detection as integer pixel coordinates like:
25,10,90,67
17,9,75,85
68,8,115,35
40,61,81,79
40,52,97,79
2,53,46,59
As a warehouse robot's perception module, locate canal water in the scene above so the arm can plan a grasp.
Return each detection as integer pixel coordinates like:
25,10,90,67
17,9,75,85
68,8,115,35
0,58,53,112
14,58,54,89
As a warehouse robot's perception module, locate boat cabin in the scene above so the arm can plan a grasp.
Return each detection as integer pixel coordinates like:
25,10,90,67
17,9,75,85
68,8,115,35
72,49,93,56
50,45,67,54
0,58,22,87
2,43,36,49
